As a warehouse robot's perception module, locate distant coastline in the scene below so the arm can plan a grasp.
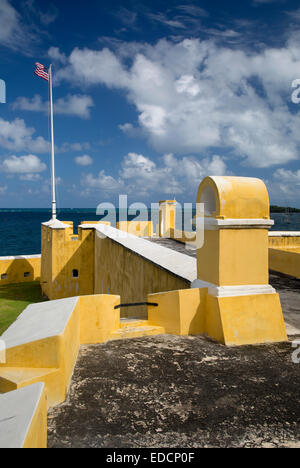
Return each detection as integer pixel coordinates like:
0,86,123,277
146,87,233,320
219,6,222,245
270,205,300,213
0,205,299,213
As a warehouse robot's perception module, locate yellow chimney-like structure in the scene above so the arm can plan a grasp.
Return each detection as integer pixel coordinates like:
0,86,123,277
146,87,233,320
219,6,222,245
196,176,271,286
159,200,177,237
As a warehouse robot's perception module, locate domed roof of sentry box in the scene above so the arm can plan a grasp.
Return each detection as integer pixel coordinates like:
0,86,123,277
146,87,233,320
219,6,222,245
197,176,270,219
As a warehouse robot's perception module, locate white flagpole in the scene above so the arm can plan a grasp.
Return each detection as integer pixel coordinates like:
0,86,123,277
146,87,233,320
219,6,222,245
49,64,56,220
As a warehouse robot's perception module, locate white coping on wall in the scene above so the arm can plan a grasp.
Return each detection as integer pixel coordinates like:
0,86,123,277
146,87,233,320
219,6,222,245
42,219,69,229
0,382,44,448
269,231,300,237
1,297,78,348
89,223,197,284
197,218,274,229
190,280,276,297
0,254,41,261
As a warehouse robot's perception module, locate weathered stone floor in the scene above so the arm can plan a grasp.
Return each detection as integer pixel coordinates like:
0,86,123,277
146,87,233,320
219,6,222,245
48,334,300,448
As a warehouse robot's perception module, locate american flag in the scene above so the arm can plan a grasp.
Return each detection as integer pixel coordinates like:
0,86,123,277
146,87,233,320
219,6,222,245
34,62,49,82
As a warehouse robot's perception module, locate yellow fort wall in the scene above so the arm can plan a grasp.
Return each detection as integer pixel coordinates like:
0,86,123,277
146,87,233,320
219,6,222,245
94,230,190,318
268,234,300,248
41,222,96,300
269,248,300,279
268,234,300,278
0,255,41,285
117,221,153,237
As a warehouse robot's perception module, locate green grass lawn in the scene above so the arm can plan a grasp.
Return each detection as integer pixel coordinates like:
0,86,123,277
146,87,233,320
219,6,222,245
0,282,47,336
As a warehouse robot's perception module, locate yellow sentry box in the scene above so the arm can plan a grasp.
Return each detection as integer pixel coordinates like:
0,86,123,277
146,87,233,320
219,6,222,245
195,176,287,346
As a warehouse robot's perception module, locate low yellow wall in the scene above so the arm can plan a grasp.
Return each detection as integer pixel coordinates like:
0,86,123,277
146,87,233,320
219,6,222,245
269,236,300,248
0,293,120,448
269,248,300,279
0,294,121,410
0,255,41,285
79,294,120,344
148,288,206,335
117,221,153,237
268,234,300,278
23,385,47,449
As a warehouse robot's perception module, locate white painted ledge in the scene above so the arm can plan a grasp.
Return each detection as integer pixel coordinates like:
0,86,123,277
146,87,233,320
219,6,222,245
94,224,197,284
200,218,274,230
0,254,41,261
1,296,78,348
191,279,276,297
269,231,300,237
0,383,44,448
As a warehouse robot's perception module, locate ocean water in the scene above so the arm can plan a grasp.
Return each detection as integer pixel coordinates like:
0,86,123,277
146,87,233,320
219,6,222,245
0,209,299,257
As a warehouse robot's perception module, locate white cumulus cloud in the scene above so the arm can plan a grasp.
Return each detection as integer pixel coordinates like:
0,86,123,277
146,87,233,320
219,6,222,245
82,152,227,198
1,154,47,174
75,154,93,166
55,37,300,168
13,94,94,119
0,118,49,153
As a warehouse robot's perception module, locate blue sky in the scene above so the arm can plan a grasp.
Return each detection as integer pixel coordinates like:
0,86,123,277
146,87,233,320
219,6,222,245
1,0,300,208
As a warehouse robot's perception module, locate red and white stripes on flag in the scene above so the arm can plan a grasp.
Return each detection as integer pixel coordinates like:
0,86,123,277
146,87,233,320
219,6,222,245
34,62,49,81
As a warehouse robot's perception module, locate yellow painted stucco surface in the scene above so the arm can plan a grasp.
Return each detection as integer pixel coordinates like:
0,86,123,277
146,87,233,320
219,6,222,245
117,221,153,237
197,229,269,286
0,256,41,285
269,236,300,248
79,294,120,344
41,224,95,300
206,293,288,346
197,176,270,219
23,385,47,449
269,247,300,279
159,200,177,237
148,288,206,335
0,367,63,409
